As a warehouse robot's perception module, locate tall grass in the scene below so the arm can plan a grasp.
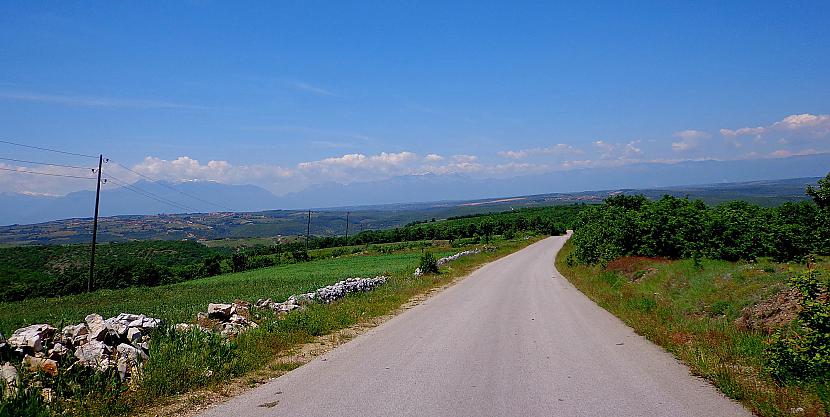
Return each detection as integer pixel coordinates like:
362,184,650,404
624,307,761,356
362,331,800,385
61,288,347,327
557,240,830,417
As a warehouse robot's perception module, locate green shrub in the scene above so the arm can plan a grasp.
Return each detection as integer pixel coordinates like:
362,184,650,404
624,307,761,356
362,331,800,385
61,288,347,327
766,269,830,383
419,252,439,274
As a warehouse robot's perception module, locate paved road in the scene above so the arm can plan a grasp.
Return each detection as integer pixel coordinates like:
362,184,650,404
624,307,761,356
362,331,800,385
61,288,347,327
200,234,753,417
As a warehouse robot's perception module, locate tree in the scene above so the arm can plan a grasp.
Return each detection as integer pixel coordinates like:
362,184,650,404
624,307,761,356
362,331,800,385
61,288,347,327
231,253,248,272
806,172,830,210
202,255,222,276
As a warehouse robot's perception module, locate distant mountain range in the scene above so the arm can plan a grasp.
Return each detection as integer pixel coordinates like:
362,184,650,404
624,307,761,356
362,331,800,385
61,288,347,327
1,152,829,226
0,175,821,246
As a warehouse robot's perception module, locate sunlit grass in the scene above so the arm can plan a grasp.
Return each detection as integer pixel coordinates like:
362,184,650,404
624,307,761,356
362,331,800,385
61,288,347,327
556,240,829,417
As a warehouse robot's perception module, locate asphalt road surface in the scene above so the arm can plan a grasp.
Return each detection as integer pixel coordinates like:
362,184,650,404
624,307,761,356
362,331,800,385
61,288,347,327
200,234,753,417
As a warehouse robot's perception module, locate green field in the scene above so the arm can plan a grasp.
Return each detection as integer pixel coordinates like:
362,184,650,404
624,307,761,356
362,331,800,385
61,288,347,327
0,247,460,335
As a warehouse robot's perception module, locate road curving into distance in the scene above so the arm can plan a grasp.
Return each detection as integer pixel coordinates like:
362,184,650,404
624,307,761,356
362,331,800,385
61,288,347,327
199,233,753,417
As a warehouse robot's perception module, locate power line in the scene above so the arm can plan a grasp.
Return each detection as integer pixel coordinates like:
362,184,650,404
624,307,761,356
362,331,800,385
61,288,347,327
106,175,196,212
109,160,232,211
0,139,97,159
107,176,195,212
0,166,97,180
0,156,95,171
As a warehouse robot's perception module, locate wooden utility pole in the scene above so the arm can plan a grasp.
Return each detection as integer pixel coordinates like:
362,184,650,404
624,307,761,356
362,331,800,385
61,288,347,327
88,154,103,293
305,209,312,251
344,211,350,244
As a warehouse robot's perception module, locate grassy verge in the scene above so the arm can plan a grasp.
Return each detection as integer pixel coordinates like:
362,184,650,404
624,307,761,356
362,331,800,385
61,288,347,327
555,239,830,417
1,236,542,416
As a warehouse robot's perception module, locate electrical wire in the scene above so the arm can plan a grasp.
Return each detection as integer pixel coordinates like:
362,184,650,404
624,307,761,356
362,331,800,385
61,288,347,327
0,139,97,159
106,175,196,212
109,159,232,211
0,156,95,171
0,166,97,180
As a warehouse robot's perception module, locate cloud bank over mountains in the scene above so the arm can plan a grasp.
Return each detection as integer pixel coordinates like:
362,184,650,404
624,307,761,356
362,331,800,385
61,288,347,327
1,113,829,197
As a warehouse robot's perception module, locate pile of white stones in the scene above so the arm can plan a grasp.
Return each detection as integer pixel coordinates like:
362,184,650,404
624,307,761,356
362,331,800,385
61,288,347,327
436,249,481,267
314,276,388,303
0,275,391,396
2,313,160,384
256,276,389,313
174,300,257,338
414,249,482,276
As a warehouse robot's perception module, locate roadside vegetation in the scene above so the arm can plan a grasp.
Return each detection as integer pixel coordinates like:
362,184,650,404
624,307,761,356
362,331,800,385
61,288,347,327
560,172,830,416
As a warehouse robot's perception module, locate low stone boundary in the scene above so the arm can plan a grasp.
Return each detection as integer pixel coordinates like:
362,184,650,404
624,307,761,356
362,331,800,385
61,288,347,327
413,249,483,276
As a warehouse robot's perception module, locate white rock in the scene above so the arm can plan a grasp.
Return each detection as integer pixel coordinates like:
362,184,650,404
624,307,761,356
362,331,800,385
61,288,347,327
61,323,88,341
141,317,160,329
105,318,128,337
1,362,19,398
85,314,108,342
23,355,59,376
48,343,68,360
8,324,55,353
74,340,108,369
174,323,194,332
126,327,142,343
116,343,147,362
208,303,235,318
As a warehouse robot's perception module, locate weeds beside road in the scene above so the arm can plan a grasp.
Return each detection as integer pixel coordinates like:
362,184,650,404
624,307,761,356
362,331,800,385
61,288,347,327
556,240,830,417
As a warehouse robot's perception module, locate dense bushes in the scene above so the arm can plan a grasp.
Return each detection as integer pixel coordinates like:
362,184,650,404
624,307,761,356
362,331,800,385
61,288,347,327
352,206,574,245
571,194,829,265
766,269,830,383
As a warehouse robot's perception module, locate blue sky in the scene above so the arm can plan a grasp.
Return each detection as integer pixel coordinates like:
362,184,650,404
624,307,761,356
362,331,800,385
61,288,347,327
1,1,829,196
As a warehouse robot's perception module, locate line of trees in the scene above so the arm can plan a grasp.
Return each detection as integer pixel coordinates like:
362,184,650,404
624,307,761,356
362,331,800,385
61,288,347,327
570,173,830,265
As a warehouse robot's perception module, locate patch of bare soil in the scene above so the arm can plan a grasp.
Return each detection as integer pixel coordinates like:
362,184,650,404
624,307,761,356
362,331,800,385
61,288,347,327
605,256,671,282
735,288,802,334
136,273,474,417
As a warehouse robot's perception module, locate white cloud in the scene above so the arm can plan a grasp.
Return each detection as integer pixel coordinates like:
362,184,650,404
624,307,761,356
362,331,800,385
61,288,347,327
497,143,580,160
769,148,822,158
452,154,479,163
623,140,643,157
671,130,710,152
720,126,766,138
674,130,710,140
592,140,642,160
424,154,444,162
775,114,830,131
592,140,616,158
287,81,336,96
720,113,830,138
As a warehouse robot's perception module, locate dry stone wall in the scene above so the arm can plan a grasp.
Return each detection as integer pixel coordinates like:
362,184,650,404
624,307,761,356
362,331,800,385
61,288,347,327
413,249,482,277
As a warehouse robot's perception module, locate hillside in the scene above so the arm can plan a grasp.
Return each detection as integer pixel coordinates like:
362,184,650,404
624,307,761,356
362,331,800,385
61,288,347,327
0,176,819,246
